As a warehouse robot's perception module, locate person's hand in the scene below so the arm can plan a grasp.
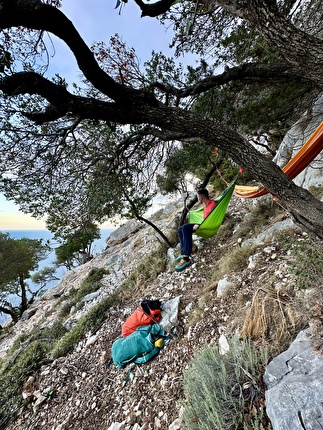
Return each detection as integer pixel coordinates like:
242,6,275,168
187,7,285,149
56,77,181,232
193,224,199,231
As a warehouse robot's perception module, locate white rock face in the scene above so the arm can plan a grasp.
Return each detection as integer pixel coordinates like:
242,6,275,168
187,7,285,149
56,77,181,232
264,329,323,430
274,93,323,189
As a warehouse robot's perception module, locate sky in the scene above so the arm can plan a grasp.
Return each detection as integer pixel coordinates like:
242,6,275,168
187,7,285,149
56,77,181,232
0,0,181,231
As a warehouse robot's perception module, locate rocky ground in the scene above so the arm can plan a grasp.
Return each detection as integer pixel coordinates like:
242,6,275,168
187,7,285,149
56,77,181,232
2,195,322,430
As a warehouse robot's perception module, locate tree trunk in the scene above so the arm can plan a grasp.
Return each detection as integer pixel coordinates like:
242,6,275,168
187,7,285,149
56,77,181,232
135,214,175,248
145,106,323,239
19,273,28,316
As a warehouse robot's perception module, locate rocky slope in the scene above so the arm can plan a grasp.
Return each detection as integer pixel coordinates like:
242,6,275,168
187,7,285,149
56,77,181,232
1,189,323,430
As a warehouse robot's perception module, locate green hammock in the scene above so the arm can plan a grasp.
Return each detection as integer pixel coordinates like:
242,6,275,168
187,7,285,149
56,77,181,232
188,176,238,239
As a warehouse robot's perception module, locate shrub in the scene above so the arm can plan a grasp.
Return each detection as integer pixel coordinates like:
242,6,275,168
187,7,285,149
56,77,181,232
56,267,109,316
120,245,167,293
0,340,50,428
74,267,109,302
0,267,111,427
86,267,109,283
50,292,120,359
282,235,323,290
182,336,270,430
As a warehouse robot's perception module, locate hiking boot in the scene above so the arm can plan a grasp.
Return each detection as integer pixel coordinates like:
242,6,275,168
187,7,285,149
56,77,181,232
175,254,183,261
175,258,191,272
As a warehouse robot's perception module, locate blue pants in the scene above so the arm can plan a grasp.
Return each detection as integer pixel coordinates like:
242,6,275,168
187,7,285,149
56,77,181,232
178,224,195,257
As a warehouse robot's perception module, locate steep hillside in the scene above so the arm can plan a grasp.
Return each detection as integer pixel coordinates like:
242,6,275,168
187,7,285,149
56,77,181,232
1,191,323,430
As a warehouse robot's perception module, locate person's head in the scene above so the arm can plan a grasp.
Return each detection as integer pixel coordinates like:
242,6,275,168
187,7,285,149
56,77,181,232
197,188,210,203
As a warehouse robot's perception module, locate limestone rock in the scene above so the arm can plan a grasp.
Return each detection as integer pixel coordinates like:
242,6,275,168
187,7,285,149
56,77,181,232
264,329,323,430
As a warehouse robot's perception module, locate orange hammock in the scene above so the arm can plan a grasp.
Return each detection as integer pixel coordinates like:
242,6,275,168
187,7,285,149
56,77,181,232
233,121,323,198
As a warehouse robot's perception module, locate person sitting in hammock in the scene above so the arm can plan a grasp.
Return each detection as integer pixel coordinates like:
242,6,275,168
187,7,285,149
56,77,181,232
175,188,217,272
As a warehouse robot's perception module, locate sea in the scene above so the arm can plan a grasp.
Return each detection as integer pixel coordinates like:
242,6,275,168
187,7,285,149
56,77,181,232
0,228,115,324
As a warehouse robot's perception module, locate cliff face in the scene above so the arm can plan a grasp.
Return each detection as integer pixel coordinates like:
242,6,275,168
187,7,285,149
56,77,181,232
1,102,323,429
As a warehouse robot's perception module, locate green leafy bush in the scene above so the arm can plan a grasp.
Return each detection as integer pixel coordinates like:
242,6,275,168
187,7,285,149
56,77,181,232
182,336,270,430
50,292,120,359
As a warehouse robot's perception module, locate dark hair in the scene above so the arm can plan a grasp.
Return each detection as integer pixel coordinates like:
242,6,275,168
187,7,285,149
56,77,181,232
197,188,209,198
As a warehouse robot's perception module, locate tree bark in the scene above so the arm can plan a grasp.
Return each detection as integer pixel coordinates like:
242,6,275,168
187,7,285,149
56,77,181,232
0,0,323,239
19,273,28,316
132,0,323,87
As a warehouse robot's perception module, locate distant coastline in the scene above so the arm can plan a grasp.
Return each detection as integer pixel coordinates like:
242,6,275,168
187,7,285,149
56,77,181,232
3,228,114,250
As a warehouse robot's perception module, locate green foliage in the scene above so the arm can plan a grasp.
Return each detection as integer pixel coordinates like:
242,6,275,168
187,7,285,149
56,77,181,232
0,114,157,244
31,266,58,289
221,25,277,64
8,321,68,361
211,161,242,192
50,292,120,359
0,232,51,321
71,267,109,311
233,81,314,139
0,233,49,287
157,142,217,194
144,51,185,103
0,329,60,429
86,267,110,283
182,336,270,430
54,267,109,316
51,221,101,269
193,80,313,149
184,9,313,143
0,267,115,427
120,245,167,291
284,237,323,290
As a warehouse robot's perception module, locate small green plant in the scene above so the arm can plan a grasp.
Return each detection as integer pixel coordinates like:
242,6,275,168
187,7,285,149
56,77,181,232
75,268,109,301
50,292,120,359
211,162,242,192
182,336,270,430
208,245,256,287
56,267,109,316
120,245,167,292
284,236,323,290
9,320,67,358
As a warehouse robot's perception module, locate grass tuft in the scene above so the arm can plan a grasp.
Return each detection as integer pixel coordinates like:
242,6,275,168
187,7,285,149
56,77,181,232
182,335,271,430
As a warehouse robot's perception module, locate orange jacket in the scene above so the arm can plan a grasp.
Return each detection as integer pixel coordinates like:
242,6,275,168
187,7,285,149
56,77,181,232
122,307,161,337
